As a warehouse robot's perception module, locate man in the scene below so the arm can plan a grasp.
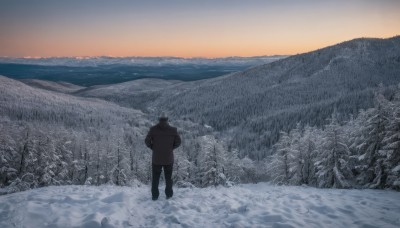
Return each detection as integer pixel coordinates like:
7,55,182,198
145,112,181,200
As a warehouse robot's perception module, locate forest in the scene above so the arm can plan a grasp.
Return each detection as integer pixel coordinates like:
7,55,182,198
1,78,399,193
1,37,400,194
268,86,400,190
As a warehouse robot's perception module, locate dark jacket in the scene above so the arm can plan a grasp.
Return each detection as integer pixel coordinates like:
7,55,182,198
145,121,181,165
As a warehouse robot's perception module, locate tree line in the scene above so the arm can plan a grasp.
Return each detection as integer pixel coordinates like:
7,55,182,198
267,86,400,190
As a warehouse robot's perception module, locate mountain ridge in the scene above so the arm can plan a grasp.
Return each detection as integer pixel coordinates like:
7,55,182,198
117,36,400,159
0,36,399,193
2,36,399,160
0,55,286,67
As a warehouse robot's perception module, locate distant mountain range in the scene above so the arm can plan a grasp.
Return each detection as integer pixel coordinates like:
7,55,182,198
0,56,285,67
0,56,285,86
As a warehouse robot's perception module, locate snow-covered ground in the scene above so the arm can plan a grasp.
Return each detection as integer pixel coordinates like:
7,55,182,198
1,183,399,228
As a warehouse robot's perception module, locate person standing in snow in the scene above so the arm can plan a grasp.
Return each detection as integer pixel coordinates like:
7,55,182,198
145,112,181,200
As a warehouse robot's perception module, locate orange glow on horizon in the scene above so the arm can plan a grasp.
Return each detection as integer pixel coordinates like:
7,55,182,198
2,33,399,59
1,1,399,58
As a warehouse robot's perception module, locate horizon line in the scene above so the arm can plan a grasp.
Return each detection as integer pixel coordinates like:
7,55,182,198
0,54,289,60
1,35,398,60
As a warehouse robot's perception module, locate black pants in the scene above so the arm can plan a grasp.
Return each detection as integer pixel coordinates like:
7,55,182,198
152,164,173,199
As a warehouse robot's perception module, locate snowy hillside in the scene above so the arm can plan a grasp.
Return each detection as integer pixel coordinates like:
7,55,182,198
0,75,146,127
1,183,399,228
77,36,400,159
76,78,183,97
0,75,155,192
0,75,247,193
20,79,86,94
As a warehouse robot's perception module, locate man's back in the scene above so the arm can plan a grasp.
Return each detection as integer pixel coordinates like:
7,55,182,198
145,114,181,200
145,120,181,165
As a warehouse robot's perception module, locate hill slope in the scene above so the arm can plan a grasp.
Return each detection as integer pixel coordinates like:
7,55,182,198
0,75,157,189
78,36,400,159
0,75,231,191
20,79,86,93
0,75,146,128
152,36,400,128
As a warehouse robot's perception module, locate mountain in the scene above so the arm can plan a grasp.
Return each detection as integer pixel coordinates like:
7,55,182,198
155,36,400,159
0,56,285,67
0,56,285,86
78,36,400,159
1,36,400,193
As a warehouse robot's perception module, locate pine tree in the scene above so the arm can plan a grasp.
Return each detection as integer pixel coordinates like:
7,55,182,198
356,92,390,188
269,131,291,184
298,126,318,186
198,135,227,187
381,87,400,189
225,147,242,185
287,125,303,185
173,144,191,186
316,115,353,188
0,126,18,188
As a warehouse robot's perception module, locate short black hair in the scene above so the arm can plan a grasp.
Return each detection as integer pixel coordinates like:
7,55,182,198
159,117,168,121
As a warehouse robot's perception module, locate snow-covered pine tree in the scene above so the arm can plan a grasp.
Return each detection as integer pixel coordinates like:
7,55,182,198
287,125,303,185
198,135,227,187
93,141,102,186
268,131,291,185
240,156,257,183
224,147,243,185
316,114,354,188
173,142,192,187
37,133,59,186
7,127,39,192
83,140,92,185
0,124,18,188
115,140,128,186
381,86,400,189
355,91,390,188
298,126,318,186
70,139,85,185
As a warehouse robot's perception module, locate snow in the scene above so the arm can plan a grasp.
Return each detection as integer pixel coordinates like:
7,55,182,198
393,165,400,172
1,183,399,228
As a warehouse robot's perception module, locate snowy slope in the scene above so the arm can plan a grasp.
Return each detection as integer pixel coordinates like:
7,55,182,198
76,78,183,97
73,36,400,159
1,183,399,228
20,79,86,93
73,78,185,110
0,75,146,126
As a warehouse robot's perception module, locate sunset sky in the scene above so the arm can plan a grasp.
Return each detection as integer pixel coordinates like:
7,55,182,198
0,0,399,58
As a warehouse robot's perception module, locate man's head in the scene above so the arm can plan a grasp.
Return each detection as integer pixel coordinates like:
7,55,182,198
159,112,168,122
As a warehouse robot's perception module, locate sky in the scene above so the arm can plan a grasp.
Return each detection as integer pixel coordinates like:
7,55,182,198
0,0,399,58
